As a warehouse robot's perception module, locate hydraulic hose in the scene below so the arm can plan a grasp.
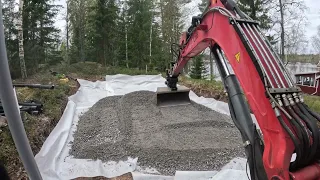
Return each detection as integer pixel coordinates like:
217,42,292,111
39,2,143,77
302,103,320,122
225,75,267,180
287,107,310,147
277,115,301,171
297,103,319,124
293,105,319,165
278,106,306,170
300,103,320,158
287,106,312,166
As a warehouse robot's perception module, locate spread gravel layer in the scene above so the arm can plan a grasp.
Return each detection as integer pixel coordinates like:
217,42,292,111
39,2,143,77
70,91,245,175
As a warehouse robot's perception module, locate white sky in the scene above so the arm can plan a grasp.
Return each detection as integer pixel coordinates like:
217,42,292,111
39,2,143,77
53,0,319,51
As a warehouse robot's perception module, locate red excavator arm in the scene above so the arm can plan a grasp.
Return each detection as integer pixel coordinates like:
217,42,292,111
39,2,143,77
165,0,320,179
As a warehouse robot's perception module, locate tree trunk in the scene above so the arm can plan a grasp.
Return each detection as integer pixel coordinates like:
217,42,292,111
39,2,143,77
149,16,153,64
18,0,27,79
66,0,69,65
125,24,129,68
279,0,285,62
250,0,256,19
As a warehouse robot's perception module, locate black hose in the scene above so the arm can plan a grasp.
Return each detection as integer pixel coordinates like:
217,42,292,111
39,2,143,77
277,115,301,171
302,103,320,122
284,114,305,164
228,99,256,179
300,103,320,158
287,107,310,147
293,105,319,165
297,103,319,123
287,107,310,166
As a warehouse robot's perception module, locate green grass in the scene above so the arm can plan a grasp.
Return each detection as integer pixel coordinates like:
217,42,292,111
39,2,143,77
179,76,224,92
303,95,320,113
0,73,73,177
53,62,159,76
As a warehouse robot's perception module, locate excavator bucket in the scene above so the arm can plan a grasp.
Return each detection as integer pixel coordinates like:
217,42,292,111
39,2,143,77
156,86,191,107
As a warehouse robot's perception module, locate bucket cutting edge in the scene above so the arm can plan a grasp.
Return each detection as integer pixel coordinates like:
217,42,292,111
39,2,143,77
156,86,191,107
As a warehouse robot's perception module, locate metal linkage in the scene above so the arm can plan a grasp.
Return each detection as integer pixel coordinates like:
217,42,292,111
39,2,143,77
216,48,231,76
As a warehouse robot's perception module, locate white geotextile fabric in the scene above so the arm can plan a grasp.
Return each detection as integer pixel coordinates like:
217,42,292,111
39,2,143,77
35,74,248,180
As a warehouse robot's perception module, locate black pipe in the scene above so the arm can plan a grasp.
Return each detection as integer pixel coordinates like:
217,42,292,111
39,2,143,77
19,102,43,107
0,102,42,108
292,105,318,165
13,84,55,90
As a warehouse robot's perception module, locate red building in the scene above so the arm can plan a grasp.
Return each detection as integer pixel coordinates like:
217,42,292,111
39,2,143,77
295,72,320,96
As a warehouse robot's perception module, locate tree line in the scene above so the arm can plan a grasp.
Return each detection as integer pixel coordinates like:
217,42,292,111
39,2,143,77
3,0,61,78
1,0,314,79
66,0,191,72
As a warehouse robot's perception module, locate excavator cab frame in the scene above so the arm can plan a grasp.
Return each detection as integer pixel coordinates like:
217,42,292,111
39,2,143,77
164,0,320,179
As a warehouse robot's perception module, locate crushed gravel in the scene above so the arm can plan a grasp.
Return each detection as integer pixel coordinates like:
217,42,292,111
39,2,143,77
70,91,245,175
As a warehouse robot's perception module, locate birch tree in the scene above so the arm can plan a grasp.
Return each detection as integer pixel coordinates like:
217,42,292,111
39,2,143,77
18,0,27,79
272,0,307,61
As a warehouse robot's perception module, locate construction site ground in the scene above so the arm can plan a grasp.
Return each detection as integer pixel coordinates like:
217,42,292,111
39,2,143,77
70,91,244,176
2,62,320,179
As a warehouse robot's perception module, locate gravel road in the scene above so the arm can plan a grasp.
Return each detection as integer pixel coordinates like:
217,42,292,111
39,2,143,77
70,91,245,175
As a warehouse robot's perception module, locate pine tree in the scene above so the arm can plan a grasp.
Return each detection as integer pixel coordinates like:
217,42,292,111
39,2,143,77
190,55,207,79
117,1,129,67
22,0,61,73
86,0,119,66
126,0,153,69
2,0,20,78
237,0,271,29
69,0,88,63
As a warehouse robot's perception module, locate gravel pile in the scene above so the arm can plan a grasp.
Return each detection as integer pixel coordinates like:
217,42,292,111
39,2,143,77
70,91,245,175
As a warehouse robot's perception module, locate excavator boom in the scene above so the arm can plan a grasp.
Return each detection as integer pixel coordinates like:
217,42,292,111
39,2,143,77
163,0,320,179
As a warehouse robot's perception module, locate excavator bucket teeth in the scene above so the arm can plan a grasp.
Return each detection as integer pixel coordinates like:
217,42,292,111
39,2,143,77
156,86,191,107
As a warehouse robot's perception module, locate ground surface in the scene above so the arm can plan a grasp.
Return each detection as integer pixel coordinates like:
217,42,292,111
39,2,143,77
71,91,245,176
4,62,320,179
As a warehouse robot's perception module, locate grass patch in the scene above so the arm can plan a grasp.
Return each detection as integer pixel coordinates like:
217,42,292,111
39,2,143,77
1,72,75,178
179,76,224,91
52,62,159,78
179,76,227,102
303,95,320,113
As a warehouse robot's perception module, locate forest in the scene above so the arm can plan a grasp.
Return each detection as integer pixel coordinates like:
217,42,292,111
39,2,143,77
2,0,319,79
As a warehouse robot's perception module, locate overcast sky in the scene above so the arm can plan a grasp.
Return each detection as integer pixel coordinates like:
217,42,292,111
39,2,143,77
54,0,319,52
